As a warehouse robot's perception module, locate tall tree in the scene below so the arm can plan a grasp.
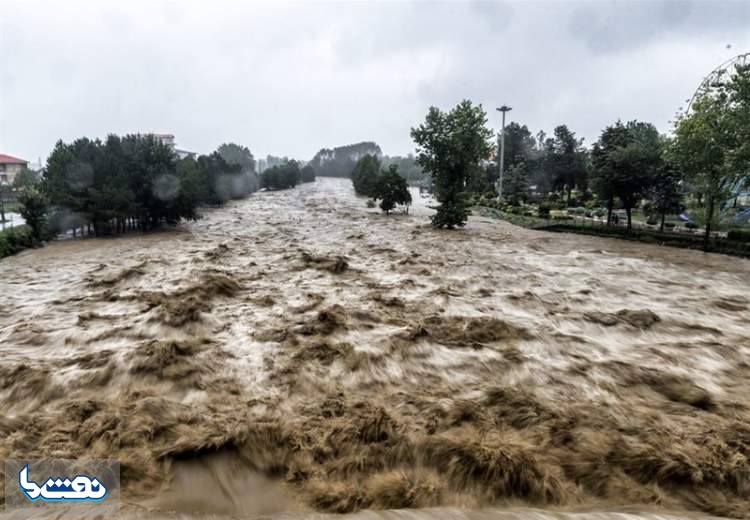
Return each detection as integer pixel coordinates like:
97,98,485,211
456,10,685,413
673,63,750,249
592,121,661,231
649,145,684,232
411,100,493,229
351,154,382,198
544,125,588,205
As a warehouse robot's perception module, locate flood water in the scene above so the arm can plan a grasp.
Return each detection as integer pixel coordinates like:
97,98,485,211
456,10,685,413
1,177,749,519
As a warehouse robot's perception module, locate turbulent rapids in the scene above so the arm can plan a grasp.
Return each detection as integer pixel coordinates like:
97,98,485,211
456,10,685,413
1,177,750,519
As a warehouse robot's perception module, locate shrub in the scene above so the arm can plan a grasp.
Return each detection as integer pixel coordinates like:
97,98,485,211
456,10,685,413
0,225,35,258
685,221,698,230
664,222,676,229
728,229,750,242
538,204,551,219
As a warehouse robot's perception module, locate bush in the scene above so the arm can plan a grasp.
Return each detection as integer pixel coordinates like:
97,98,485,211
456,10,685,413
685,221,699,230
728,228,750,242
0,225,35,258
664,222,676,229
537,204,551,219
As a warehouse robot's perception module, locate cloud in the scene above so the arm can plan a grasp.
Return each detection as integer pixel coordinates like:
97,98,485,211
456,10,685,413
1,0,749,164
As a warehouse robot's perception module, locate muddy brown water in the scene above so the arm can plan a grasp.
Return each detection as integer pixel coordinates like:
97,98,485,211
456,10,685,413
1,177,749,519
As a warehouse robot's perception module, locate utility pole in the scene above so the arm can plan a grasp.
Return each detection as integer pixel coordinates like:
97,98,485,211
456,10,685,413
496,105,512,199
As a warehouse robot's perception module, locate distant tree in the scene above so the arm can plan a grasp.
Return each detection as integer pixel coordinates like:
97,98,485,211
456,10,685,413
502,122,537,173
18,186,49,240
381,154,424,183
301,164,316,183
374,165,412,214
592,120,661,231
351,154,382,197
310,142,382,178
217,142,258,195
411,100,493,229
544,125,588,205
503,163,530,206
672,63,750,249
648,148,684,232
260,160,301,190
12,167,40,190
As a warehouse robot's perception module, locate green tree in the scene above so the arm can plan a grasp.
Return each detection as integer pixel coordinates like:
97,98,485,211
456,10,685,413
351,154,381,197
503,163,530,206
217,142,257,195
374,165,412,214
411,100,493,229
18,186,49,240
673,63,750,249
592,121,661,231
543,125,588,205
12,167,40,190
260,160,301,190
648,147,684,232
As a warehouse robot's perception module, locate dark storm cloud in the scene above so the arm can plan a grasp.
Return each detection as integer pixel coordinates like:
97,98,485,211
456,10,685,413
1,1,749,165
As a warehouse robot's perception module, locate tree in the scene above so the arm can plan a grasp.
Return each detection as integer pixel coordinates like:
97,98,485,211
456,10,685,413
310,142,382,178
673,63,750,250
301,164,316,183
18,186,49,240
411,100,493,229
503,163,530,206
260,160,301,190
374,165,412,214
217,143,258,195
591,120,661,231
351,154,381,198
648,148,684,232
12,167,40,190
544,125,588,205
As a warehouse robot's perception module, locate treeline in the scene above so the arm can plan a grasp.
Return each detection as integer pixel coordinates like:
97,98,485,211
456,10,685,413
309,141,424,183
24,136,261,239
259,160,316,190
411,62,750,247
351,155,412,214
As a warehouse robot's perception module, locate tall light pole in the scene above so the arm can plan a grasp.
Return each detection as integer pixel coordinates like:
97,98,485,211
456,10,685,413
496,105,512,199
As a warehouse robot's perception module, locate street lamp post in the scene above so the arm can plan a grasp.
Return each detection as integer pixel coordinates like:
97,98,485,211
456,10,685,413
496,105,512,199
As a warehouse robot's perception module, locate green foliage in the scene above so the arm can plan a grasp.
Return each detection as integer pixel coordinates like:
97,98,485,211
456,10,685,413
503,163,529,206
12,167,40,190
0,225,35,258
672,63,750,246
301,165,316,183
17,186,50,240
374,165,412,214
260,160,301,190
411,100,493,229
216,142,258,195
351,154,381,197
537,204,551,218
591,120,662,230
42,134,218,236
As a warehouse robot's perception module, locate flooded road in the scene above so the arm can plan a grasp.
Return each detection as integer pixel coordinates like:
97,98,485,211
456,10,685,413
1,177,749,519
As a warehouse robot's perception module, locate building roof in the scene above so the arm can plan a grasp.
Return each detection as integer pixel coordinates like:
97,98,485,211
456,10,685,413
0,154,28,165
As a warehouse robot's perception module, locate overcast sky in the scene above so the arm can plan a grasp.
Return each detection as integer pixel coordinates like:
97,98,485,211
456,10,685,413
2,0,749,164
